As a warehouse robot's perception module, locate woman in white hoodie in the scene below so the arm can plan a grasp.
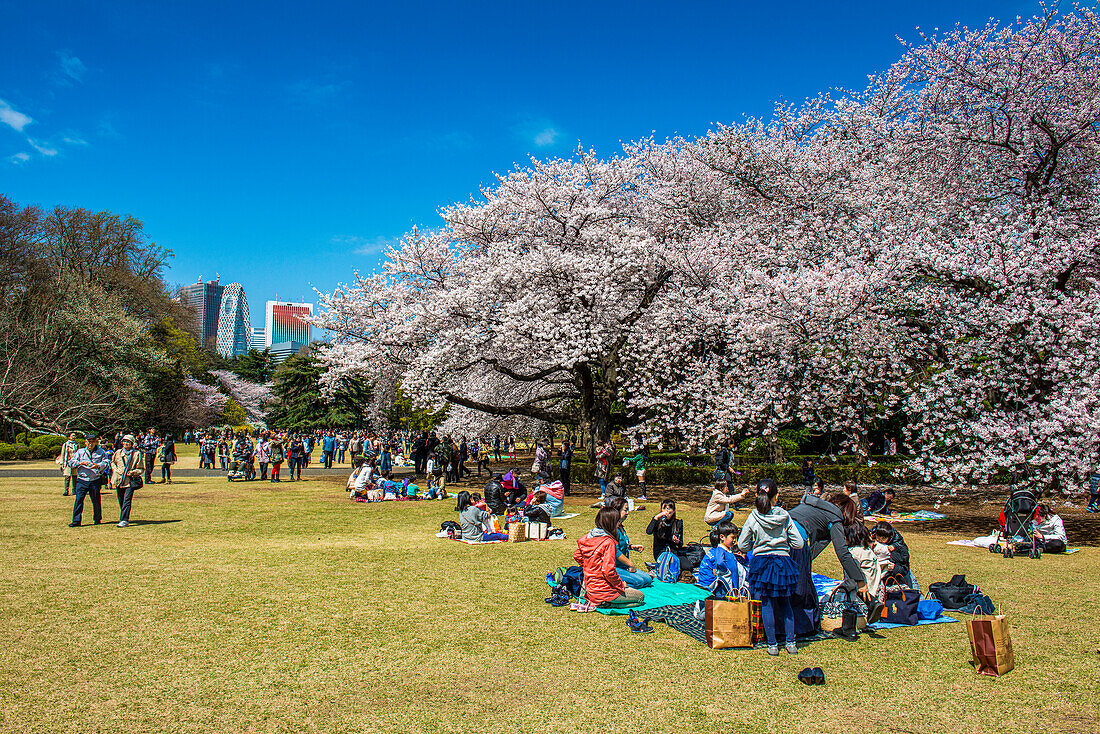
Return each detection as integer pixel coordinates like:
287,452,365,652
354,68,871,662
737,479,805,655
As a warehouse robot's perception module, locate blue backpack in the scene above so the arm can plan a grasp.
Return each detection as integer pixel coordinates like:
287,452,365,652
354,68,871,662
655,549,681,583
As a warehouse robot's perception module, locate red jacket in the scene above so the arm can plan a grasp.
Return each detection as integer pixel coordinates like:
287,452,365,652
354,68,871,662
573,532,626,604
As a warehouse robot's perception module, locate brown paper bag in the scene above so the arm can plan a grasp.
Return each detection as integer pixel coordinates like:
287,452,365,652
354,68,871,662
704,597,755,649
507,522,527,543
966,615,1015,676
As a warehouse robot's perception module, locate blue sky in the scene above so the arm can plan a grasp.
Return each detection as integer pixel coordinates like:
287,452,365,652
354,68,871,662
2,0,1028,328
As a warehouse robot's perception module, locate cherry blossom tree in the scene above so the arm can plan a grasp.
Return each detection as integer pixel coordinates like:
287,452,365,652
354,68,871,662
210,370,272,423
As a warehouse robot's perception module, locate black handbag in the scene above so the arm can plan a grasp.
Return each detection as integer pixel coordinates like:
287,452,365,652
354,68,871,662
881,587,921,625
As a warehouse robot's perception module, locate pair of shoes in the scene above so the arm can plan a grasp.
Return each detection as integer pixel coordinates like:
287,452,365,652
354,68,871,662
63,491,70,496
626,610,655,633
570,600,597,613
785,642,798,655
68,522,80,527
798,667,826,685
767,645,780,656
644,562,658,572
94,521,101,525
117,520,129,527
637,495,647,501
544,585,570,607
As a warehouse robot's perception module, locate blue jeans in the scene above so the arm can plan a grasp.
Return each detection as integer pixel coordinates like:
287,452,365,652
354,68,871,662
1090,473,1100,505
338,449,345,463
481,532,508,542
760,594,794,646
71,478,102,524
616,566,654,588
709,510,735,527
598,477,607,497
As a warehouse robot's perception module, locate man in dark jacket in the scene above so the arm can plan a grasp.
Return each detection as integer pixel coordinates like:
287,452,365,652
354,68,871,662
873,521,911,586
484,474,506,515
559,438,574,496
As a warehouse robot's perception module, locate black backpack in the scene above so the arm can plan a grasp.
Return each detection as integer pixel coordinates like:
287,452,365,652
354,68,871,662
678,542,706,572
928,574,980,610
440,520,461,539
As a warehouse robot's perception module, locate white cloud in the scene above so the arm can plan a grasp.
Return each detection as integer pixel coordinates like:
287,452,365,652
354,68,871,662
9,152,30,164
534,127,559,147
58,52,86,82
0,98,32,132
332,234,399,255
62,135,88,146
28,138,58,156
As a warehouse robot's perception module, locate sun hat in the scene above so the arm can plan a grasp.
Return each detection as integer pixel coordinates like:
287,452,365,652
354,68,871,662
122,434,136,443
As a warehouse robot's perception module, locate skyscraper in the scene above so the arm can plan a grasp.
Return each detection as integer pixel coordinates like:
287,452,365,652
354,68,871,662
215,283,251,358
180,277,225,349
264,301,313,348
251,328,265,351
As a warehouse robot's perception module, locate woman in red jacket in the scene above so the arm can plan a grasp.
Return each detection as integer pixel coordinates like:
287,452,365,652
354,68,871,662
574,507,645,608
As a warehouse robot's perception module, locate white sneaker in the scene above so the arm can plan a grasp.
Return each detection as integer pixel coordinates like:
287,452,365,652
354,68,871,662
117,520,129,527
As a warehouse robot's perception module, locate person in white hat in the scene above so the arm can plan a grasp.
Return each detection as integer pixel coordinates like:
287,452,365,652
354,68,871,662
110,434,145,527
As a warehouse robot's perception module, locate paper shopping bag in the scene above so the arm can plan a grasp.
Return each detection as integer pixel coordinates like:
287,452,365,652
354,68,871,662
966,615,1015,676
507,522,527,543
704,597,755,649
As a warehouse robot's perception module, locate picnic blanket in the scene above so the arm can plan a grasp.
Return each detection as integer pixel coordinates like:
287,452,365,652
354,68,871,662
593,580,711,615
435,532,566,543
867,511,946,523
554,512,580,520
947,537,1081,553
630,573,956,647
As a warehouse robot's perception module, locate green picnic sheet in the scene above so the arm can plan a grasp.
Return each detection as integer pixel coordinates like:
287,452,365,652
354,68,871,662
594,579,711,615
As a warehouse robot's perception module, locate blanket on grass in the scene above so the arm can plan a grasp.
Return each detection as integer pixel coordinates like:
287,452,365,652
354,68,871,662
866,511,946,523
947,537,1080,553
435,532,566,543
611,573,957,648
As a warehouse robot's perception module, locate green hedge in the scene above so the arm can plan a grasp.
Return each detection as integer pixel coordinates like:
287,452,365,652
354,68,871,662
0,442,56,460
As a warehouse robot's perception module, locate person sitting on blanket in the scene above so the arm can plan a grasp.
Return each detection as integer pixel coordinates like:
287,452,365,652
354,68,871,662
525,490,553,525
845,520,884,603
606,471,641,512
800,477,826,504
704,478,748,527
349,457,374,500
485,474,507,515
501,470,527,507
863,488,895,515
1034,504,1068,553
573,507,645,609
872,521,911,586
695,522,746,596
606,497,654,588
456,490,507,542
646,500,684,561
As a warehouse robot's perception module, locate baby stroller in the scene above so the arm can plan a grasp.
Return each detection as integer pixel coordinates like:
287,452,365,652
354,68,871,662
988,487,1042,559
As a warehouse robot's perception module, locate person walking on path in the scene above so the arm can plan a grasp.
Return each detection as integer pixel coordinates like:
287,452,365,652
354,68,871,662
110,434,145,527
68,434,110,527
140,427,159,485
56,432,80,496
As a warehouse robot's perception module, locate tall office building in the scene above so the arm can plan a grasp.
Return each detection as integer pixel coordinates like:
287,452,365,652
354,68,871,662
180,276,254,357
180,277,225,348
215,283,251,358
251,328,265,351
265,301,313,348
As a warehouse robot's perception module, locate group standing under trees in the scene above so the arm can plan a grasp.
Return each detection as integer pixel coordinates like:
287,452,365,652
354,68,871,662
313,6,1100,490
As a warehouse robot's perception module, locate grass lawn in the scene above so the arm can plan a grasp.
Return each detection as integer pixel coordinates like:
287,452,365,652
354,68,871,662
1,476,1097,734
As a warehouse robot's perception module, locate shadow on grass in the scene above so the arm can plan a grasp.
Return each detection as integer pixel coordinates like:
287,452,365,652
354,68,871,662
125,519,182,526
